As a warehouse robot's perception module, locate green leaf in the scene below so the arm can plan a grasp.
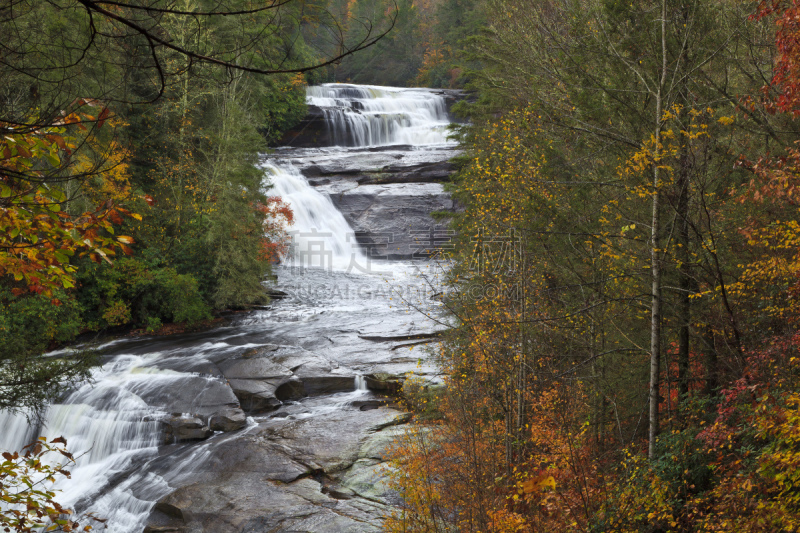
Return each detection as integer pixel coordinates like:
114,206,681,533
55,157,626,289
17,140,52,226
50,188,66,202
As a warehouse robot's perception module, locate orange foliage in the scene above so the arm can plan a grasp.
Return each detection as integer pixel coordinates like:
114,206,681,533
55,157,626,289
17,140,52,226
258,195,294,262
0,104,137,296
386,110,601,530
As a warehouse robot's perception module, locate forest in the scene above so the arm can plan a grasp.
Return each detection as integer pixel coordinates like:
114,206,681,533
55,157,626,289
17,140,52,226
3,0,800,531
383,0,800,531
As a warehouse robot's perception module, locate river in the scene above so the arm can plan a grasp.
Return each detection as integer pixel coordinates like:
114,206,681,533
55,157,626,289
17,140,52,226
0,83,459,533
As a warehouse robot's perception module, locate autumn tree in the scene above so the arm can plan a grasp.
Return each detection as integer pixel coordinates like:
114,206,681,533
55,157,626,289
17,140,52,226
458,0,795,457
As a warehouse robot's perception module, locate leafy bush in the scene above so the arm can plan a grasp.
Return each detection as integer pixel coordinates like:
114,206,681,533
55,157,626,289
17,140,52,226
76,257,211,330
0,288,95,412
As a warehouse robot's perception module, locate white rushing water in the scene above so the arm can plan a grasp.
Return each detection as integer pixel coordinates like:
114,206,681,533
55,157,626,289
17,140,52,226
0,354,171,530
263,161,367,271
266,83,455,273
306,83,452,146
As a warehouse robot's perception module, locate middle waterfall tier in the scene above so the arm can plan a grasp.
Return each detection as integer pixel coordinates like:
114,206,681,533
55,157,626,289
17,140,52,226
306,84,453,147
263,161,367,271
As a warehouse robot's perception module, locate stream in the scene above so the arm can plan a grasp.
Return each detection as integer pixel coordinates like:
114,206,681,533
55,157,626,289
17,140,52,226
0,83,460,533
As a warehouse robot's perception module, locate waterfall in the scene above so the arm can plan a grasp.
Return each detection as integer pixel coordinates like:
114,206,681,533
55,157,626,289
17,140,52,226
306,84,452,147
0,83,455,533
263,161,367,271
0,353,209,531
0,410,38,452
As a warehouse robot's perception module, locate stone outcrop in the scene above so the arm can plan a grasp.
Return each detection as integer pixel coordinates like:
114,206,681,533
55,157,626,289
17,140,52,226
276,104,334,148
208,408,247,432
364,372,405,394
211,345,359,413
162,416,213,444
328,183,456,259
144,408,410,533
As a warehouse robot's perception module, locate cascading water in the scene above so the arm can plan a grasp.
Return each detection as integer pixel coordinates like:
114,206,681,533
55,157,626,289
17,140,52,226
262,161,366,271
306,83,452,147
268,83,455,272
0,83,456,533
0,346,244,531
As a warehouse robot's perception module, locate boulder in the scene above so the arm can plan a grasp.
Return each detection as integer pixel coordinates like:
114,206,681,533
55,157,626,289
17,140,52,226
294,362,355,395
226,379,282,412
301,375,356,395
129,375,240,418
208,408,247,432
364,373,404,394
275,378,307,401
162,415,213,444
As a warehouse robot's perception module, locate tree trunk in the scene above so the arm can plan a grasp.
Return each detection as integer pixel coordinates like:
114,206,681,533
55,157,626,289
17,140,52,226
677,134,692,412
649,0,668,461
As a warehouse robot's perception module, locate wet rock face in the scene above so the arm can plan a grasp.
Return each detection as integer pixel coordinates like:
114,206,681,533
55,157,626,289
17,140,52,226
327,183,456,260
144,408,409,533
214,345,358,413
131,374,240,417
364,372,405,394
277,104,334,148
208,408,247,432
279,144,461,260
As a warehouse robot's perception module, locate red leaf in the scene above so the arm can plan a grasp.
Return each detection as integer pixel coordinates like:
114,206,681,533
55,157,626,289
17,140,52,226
97,107,110,129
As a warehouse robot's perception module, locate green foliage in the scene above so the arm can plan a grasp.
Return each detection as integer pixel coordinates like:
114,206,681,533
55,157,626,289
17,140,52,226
402,376,445,421
0,0,364,418
75,258,211,330
416,0,487,88
336,0,424,86
255,74,307,143
0,289,95,414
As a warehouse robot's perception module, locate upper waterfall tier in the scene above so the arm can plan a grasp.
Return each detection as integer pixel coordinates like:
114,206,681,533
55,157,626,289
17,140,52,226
304,84,454,147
